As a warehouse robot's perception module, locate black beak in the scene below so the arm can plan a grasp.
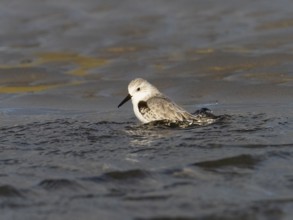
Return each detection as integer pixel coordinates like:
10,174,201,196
118,94,132,108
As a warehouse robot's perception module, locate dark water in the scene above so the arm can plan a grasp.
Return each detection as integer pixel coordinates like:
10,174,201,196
0,0,293,219
1,111,293,220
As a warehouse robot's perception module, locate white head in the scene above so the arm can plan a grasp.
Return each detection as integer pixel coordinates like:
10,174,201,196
118,78,160,108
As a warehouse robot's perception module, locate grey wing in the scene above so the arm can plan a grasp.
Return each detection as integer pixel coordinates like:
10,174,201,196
144,96,193,122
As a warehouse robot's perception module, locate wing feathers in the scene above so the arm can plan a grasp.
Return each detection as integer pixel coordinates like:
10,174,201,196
138,96,193,122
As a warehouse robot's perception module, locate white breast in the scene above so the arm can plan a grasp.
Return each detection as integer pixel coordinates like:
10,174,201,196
133,103,149,123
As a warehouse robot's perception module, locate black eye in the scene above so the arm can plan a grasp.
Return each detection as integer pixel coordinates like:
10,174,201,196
137,87,140,91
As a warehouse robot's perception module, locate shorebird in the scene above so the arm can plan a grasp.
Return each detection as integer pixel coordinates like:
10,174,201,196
118,78,217,125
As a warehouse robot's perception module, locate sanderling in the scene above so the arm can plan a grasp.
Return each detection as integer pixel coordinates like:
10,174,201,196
118,78,217,125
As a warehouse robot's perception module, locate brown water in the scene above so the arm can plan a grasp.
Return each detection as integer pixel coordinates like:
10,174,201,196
0,0,293,219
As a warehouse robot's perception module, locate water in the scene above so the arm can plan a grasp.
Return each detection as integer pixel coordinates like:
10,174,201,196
0,0,293,219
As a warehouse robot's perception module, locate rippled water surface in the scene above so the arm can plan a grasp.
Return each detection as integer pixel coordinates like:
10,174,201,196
0,0,293,219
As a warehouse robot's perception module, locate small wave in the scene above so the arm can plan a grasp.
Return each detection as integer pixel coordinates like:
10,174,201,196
192,154,263,171
38,179,83,191
0,185,23,197
124,194,170,201
83,169,151,183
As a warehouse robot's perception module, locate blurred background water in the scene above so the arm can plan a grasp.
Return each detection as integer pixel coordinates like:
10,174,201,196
0,0,293,219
